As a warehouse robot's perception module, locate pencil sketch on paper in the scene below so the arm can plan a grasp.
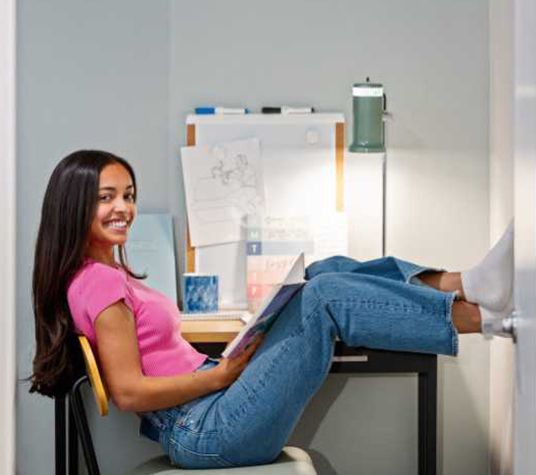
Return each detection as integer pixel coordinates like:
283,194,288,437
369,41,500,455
196,151,259,220
181,138,266,247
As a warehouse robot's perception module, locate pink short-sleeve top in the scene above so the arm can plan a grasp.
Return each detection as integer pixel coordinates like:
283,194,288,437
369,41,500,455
67,260,207,377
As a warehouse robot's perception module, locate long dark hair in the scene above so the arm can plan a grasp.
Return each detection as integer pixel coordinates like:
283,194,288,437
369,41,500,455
29,150,140,397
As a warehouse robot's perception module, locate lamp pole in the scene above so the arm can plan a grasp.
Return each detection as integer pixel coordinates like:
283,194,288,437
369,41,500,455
382,151,387,257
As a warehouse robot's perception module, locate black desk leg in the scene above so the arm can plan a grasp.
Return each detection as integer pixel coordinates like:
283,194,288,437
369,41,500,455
418,369,437,475
55,397,66,475
69,398,79,475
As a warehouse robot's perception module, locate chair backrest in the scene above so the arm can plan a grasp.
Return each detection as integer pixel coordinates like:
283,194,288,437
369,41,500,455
78,336,109,416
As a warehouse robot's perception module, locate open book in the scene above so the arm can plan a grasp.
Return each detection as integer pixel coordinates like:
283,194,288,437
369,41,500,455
222,253,305,358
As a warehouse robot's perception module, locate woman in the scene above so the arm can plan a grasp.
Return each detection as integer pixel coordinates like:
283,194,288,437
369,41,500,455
30,150,513,469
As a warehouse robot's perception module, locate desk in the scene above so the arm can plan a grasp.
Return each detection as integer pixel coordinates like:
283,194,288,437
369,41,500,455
181,320,243,343
56,321,437,475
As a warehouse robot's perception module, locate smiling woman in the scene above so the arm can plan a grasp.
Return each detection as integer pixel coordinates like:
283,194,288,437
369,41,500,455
29,151,142,397
29,149,512,470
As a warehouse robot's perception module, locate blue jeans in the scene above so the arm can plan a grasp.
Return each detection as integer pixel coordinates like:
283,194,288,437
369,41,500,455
140,256,458,468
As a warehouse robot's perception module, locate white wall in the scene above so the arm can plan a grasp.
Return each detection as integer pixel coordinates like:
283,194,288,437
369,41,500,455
17,1,491,474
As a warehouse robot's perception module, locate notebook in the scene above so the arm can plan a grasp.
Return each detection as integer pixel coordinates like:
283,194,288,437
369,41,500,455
222,253,305,358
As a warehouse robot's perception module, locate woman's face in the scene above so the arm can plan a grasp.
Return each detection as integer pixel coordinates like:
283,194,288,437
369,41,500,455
87,163,137,255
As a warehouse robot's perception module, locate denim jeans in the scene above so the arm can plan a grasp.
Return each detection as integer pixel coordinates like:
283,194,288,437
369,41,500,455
140,256,458,468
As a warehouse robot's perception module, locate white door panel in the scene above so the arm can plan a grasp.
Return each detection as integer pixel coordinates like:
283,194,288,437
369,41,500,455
513,0,536,472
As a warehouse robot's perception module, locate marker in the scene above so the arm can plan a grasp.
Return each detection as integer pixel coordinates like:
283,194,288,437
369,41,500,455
262,107,315,114
195,107,249,115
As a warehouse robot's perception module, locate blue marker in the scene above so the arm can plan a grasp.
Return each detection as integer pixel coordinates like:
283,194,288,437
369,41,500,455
195,107,249,115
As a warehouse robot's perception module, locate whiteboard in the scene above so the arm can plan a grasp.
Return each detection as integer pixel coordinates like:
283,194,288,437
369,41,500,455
186,113,344,308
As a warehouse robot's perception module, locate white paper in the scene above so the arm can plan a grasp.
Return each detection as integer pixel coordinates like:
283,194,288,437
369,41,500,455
181,138,265,247
246,212,347,312
246,212,348,265
308,212,349,266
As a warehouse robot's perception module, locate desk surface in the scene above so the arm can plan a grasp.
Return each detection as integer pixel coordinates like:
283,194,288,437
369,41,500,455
181,320,243,343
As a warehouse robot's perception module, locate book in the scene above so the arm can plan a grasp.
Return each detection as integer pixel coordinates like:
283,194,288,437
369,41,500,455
222,253,305,358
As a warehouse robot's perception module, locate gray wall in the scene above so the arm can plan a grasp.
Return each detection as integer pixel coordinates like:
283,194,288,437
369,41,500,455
16,1,170,474
170,3,490,474
17,1,490,474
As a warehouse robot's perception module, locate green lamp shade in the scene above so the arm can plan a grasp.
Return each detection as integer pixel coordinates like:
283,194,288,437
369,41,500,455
349,82,386,153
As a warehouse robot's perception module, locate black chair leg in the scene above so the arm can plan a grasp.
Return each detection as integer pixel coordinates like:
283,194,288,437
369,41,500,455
55,397,66,475
69,377,101,475
68,398,79,475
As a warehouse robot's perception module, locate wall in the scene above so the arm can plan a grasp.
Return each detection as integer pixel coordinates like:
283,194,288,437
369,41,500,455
169,2,490,475
488,0,515,473
16,1,490,474
0,0,17,473
16,1,170,473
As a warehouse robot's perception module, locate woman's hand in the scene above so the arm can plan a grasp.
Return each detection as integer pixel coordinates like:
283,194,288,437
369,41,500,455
211,336,264,390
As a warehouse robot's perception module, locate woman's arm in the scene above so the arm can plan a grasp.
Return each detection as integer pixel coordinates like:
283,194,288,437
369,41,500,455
94,301,259,412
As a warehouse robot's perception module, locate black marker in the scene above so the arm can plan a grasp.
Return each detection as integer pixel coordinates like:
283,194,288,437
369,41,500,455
262,106,315,114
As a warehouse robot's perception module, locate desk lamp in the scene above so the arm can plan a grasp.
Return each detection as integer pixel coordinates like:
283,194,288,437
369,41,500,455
349,78,388,256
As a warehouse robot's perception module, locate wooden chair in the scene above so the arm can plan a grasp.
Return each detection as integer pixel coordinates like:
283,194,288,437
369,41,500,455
70,336,318,475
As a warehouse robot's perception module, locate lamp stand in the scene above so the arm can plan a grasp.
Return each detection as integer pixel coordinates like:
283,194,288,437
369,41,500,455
382,151,387,257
